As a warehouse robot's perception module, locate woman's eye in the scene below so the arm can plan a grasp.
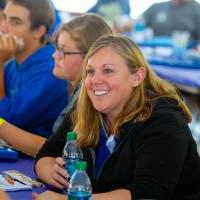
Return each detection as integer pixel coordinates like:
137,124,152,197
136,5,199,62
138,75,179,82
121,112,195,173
104,68,113,74
86,69,94,75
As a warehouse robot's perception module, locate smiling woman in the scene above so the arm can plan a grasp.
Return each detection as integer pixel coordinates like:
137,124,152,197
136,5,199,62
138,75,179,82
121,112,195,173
85,46,144,123
35,35,200,200
34,14,114,192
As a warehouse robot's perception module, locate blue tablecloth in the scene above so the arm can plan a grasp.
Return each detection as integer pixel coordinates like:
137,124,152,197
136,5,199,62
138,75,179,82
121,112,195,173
151,64,200,94
148,55,200,94
149,56,200,69
137,37,197,48
0,154,45,200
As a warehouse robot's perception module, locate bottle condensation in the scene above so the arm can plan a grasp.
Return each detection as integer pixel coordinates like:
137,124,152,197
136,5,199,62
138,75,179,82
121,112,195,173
68,161,92,200
62,131,83,178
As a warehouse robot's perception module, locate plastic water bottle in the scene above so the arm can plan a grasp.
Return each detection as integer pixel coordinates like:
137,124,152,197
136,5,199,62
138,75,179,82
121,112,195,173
62,131,83,178
68,161,92,200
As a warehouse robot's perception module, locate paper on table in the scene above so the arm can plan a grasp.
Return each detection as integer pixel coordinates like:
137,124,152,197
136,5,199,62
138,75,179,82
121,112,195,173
0,174,32,191
3,170,44,187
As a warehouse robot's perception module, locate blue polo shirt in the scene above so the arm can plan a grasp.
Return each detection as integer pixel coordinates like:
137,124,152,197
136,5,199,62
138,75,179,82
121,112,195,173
95,127,119,176
0,44,68,137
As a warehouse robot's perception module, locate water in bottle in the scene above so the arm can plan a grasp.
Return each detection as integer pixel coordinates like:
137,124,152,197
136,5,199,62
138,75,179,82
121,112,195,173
68,161,92,200
62,131,83,178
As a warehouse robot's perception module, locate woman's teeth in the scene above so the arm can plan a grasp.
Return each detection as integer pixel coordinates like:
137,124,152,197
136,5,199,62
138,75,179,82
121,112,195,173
94,90,109,96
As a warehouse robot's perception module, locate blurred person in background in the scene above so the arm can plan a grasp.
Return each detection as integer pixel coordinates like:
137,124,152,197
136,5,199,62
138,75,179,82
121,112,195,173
142,0,200,41
88,0,131,17
88,0,133,34
0,0,67,148
143,0,200,150
48,0,62,37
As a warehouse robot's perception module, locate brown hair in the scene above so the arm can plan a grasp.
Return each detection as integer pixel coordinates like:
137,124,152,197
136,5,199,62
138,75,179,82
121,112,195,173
8,0,54,42
54,13,113,55
54,13,112,88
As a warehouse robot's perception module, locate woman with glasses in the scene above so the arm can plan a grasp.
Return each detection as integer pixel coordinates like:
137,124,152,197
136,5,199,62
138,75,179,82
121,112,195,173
51,13,113,138
0,14,112,157
35,35,200,200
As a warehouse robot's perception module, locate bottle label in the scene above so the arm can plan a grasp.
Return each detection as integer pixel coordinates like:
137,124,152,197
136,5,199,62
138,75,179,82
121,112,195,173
68,191,91,200
68,197,91,200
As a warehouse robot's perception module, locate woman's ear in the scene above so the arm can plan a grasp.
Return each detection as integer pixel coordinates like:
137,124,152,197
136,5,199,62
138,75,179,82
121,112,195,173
131,67,146,87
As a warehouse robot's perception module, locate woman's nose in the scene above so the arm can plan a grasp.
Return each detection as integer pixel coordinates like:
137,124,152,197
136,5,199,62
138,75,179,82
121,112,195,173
91,71,103,83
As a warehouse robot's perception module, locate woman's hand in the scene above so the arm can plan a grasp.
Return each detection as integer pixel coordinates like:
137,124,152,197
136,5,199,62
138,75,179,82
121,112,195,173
48,157,69,189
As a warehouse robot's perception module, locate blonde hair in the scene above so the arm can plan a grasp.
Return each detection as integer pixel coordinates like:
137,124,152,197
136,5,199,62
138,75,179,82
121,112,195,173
73,35,192,147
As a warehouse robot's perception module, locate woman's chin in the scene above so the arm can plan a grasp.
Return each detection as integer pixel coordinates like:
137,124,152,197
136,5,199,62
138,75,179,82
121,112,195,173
93,105,108,114
53,69,65,80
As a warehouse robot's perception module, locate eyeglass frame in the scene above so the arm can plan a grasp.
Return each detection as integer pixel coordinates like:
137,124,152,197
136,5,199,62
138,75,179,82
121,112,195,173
54,45,85,58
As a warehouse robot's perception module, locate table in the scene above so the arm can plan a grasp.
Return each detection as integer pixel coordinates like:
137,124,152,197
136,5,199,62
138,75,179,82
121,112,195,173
0,154,43,200
150,64,200,94
134,36,200,94
148,56,200,94
137,36,197,48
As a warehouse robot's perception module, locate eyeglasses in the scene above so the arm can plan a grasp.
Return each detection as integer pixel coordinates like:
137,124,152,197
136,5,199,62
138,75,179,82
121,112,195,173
54,46,85,59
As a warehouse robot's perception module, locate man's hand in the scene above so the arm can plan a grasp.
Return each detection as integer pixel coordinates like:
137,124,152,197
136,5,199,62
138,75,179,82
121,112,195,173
0,34,19,63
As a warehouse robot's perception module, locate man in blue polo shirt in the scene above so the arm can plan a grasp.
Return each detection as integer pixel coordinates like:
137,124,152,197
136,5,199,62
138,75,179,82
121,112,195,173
0,0,67,137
